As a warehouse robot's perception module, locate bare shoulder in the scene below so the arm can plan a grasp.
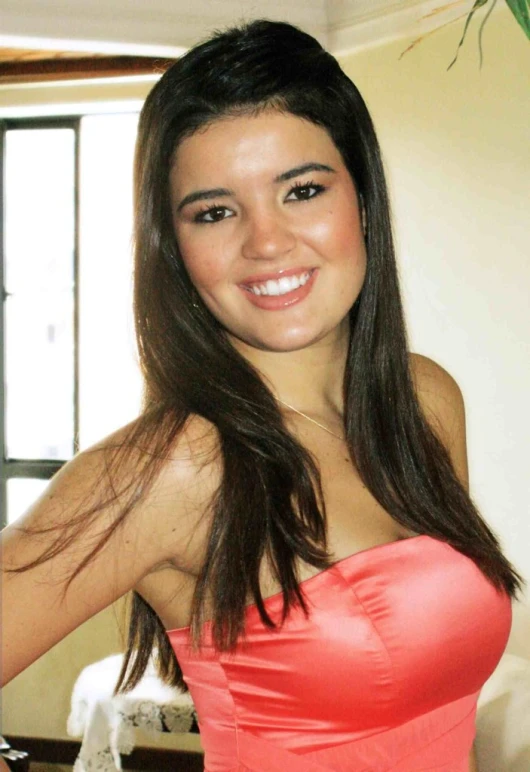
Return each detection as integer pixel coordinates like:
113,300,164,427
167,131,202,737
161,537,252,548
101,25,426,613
136,412,222,569
409,353,465,430
409,353,468,488
1,412,221,684
83,411,222,567
9,412,220,552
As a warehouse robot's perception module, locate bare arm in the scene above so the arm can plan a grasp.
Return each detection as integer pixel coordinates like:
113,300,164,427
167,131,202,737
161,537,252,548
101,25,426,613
1,419,215,686
1,446,158,684
469,745,478,771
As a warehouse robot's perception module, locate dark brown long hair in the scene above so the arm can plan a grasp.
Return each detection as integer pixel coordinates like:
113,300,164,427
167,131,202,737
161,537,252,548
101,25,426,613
113,19,522,692
11,20,523,694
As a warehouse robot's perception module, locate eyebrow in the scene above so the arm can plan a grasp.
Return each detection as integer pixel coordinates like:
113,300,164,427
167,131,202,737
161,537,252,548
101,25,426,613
176,187,233,212
176,162,336,212
274,162,336,183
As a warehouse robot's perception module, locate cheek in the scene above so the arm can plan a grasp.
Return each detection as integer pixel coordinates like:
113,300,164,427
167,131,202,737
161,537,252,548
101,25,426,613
175,231,227,291
308,205,366,271
329,210,367,300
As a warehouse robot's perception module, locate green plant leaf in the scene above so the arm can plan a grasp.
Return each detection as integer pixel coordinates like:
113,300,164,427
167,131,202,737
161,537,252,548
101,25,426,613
505,0,530,39
478,0,499,67
448,0,490,69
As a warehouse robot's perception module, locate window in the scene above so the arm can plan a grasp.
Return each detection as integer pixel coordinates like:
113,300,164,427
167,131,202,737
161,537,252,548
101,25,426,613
1,113,143,526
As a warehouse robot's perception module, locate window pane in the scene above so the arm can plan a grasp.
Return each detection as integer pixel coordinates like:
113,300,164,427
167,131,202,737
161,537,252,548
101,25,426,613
7,478,50,524
4,128,76,460
5,292,74,459
78,114,142,448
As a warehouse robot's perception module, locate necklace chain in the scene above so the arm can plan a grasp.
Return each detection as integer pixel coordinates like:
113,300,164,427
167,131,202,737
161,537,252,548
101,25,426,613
276,398,344,441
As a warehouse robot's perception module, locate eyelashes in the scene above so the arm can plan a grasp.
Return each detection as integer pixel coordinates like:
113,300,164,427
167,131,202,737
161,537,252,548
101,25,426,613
285,180,326,201
193,205,231,224
192,179,327,224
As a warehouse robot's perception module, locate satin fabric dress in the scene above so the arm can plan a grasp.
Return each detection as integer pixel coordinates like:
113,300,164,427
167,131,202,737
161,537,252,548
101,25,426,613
167,535,511,771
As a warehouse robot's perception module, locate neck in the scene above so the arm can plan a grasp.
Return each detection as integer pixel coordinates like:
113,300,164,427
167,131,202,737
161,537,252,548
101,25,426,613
229,326,349,417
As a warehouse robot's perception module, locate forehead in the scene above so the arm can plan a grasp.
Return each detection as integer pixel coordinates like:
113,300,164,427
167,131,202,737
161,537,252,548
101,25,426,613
170,110,343,191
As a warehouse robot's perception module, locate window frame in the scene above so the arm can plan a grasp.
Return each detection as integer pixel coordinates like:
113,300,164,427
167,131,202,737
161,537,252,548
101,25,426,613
0,115,81,526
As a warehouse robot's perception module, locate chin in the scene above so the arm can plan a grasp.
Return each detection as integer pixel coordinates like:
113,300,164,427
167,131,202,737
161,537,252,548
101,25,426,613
254,338,315,353
232,322,346,355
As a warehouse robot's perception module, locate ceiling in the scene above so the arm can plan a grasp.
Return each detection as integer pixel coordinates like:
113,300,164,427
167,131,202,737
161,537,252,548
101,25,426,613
0,0,470,79
0,0,470,52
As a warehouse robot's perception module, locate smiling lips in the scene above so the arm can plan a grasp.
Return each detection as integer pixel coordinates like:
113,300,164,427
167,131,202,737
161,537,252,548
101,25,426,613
240,268,317,310
246,270,312,297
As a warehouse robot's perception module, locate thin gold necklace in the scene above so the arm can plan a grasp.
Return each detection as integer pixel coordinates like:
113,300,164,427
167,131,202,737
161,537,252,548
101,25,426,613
277,398,344,441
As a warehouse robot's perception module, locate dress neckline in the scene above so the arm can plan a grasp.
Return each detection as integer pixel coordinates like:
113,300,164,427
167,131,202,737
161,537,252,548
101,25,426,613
166,534,438,636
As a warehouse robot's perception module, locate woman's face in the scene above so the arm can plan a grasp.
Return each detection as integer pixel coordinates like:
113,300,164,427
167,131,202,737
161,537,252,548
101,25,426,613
169,110,366,354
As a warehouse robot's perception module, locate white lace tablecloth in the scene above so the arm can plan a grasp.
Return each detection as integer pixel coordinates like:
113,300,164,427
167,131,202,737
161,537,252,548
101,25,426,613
67,653,197,772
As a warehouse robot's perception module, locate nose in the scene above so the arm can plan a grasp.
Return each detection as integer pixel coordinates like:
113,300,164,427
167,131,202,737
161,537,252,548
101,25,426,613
241,210,296,261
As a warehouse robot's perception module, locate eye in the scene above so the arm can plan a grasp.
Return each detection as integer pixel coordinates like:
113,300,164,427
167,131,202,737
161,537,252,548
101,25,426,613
285,181,326,202
193,205,233,224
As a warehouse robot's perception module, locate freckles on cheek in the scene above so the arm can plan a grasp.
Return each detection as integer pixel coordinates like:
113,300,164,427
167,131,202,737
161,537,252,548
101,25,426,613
176,232,220,287
185,253,222,288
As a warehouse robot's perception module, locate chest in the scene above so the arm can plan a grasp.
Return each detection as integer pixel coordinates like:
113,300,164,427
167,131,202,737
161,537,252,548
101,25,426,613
301,439,411,562
140,439,410,630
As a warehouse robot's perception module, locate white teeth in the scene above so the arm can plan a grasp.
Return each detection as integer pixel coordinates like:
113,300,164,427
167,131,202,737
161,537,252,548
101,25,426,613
248,271,311,297
265,279,281,296
279,276,298,293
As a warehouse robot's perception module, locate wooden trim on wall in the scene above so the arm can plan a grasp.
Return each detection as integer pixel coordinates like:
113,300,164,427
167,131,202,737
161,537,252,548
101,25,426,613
0,56,175,84
3,735,204,770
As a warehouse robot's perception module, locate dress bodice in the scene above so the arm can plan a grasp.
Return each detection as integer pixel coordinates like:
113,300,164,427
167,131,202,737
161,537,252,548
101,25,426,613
167,535,511,771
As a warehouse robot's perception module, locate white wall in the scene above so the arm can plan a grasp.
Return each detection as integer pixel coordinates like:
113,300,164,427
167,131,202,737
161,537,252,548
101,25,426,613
339,3,530,655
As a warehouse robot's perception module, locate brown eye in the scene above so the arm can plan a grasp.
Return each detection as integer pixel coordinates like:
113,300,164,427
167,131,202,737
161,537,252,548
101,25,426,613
194,205,232,224
285,182,325,202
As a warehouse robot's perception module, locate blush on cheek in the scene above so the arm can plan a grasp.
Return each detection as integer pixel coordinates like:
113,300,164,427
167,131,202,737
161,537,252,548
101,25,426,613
179,246,222,289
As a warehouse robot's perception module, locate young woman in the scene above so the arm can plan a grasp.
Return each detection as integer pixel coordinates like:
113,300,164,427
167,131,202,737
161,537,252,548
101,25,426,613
2,20,522,772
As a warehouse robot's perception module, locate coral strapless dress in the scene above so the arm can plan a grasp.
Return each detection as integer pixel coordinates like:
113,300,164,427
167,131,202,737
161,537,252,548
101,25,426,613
167,535,511,771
